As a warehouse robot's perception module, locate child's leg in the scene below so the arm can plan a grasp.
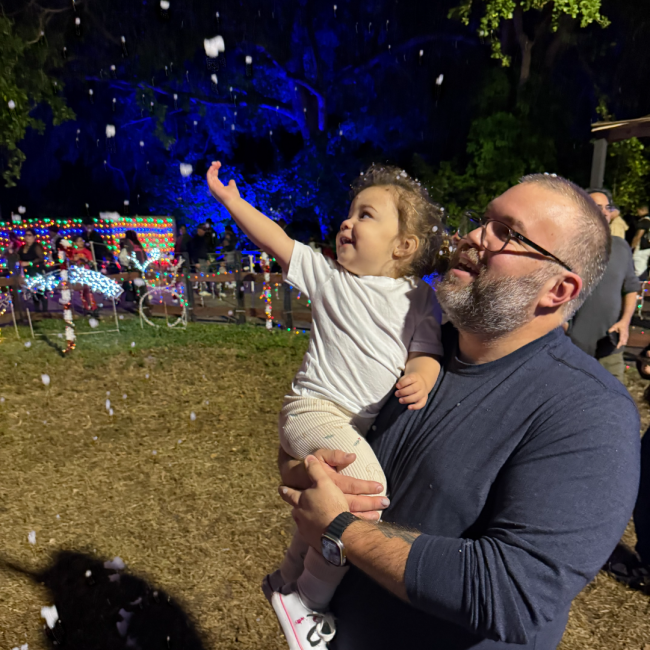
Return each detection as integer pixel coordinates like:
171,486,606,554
278,396,387,493
297,546,348,612
279,528,310,583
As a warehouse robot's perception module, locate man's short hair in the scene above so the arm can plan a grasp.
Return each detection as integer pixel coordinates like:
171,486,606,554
585,187,613,204
519,174,611,318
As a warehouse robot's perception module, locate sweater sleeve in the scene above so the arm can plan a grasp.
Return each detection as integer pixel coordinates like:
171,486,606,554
403,389,640,644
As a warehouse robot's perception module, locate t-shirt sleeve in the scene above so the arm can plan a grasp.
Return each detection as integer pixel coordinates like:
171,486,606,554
408,283,443,357
622,242,642,292
403,388,640,644
283,241,336,299
638,217,650,232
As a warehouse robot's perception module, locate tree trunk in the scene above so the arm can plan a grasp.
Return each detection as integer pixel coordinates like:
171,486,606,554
513,5,533,86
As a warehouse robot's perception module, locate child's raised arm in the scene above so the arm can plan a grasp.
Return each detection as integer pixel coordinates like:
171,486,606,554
207,161,294,271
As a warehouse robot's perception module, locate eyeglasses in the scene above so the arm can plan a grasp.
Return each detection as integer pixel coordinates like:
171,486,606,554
461,212,574,273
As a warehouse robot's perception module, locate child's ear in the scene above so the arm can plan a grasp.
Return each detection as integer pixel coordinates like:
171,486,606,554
394,236,419,259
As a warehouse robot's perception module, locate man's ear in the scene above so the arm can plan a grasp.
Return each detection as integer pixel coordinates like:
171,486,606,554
394,236,419,259
538,273,582,309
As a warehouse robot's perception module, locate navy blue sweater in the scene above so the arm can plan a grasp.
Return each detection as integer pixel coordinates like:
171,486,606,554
330,325,640,649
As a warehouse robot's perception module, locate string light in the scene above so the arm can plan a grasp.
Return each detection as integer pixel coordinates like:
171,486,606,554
259,252,273,330
58,244,76,354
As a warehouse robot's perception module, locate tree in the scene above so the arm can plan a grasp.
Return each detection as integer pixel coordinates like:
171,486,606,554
0,12,74,187
449,0,609,84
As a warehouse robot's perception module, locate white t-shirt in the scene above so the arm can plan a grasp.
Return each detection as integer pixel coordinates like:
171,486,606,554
284,242,443,418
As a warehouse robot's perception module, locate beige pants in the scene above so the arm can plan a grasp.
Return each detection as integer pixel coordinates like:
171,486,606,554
278,395,387,489
278,396,387,598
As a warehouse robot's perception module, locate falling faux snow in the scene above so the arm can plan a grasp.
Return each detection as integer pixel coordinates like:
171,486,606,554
190,412,196,421
89,318,99,328
8,100,16,109
28,531,36,545
179,163,193,177
203,35,225,58
40,605,59,629
41,374,50,386
131,341,136,347
24,341,31,348
104,556,126,570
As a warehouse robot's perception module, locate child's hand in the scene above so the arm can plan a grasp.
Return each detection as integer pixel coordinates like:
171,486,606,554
395,373,429,410
207,161,240,207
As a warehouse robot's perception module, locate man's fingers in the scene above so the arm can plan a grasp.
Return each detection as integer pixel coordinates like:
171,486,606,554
352,510,381,521
330,473,383,495
278,485,301,507
314,448,356,470
346,494,389,513
304,455,332,486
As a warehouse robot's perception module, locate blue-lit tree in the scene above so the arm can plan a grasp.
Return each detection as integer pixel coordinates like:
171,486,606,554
1,0,481,233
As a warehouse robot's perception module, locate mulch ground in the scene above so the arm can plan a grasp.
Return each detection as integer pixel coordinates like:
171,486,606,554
0,319,649,650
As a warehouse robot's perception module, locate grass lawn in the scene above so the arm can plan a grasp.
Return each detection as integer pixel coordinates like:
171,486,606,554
0,318,648,649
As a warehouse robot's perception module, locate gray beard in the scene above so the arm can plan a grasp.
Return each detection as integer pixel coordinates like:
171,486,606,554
436,265,554,338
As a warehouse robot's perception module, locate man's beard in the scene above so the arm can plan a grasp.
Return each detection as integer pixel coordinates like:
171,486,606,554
436,249,556,338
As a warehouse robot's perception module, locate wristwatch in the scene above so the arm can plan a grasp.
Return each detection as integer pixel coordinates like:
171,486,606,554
321,512,359,567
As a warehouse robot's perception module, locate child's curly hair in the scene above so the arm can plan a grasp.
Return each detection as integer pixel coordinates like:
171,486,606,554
350,164,444,278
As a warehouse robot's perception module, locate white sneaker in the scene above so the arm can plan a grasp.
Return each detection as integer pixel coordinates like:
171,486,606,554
271,586,335,650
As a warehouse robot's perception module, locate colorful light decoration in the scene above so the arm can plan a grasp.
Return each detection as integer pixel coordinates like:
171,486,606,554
0,293,11,344
59,243,76,354
0,217,175,268
138,255,187,329
130,247,162,273
260,252,273,330
24,266,123,299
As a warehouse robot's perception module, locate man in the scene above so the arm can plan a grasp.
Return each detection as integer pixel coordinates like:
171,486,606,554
276,174,640,650
190,225,211,297
569,188,640,383
83,221,113,267
47,224,63,265
631,205,650,278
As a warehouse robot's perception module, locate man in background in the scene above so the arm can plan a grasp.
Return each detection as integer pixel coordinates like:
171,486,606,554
631,205,650,278
83,221,113,267
568,188,640,383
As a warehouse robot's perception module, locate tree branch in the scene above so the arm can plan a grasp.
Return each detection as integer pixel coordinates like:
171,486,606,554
333,33,477,83
86,77,299,124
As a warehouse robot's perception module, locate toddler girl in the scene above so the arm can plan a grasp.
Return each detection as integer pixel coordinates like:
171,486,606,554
207,162,444,650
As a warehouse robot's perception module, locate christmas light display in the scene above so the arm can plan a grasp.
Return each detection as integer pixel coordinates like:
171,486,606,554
59,243,76,354
260,252,273,330
24,266,124,299
138,255,187,329
130,247,162,272
0,217,175,267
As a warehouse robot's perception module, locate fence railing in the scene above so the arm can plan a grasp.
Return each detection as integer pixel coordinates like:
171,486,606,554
0,269,312,329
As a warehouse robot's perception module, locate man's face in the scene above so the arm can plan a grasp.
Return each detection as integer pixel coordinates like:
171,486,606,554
197,227,205,236
590,192,614,223
437,183,575,337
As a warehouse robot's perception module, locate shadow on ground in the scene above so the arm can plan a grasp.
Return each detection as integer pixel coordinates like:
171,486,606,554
2,550,206,650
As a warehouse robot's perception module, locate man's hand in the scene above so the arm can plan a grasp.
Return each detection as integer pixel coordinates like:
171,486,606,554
278,447,388,521
279,455,352,549
395,373,428,410
207,161,241,208
609,320,630,349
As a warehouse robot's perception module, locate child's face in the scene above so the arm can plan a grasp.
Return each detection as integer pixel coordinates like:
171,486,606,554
336,186,402,277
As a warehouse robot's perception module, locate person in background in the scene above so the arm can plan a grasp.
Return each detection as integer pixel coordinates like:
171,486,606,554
221,225,239,272
190,225,211,297
70,235,98,317
48,224,63,265
83,221,113,267
609,205,629,240
121,230,148,305
3,233,21,277
19,228,48,313
204,218,217,252
631,205,650,278
568,188,640,383
174,225,191,259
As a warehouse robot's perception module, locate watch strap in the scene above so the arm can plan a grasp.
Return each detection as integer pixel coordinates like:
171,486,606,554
325,511,358,540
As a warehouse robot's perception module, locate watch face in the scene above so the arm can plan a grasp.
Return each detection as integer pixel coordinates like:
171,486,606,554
321,536,342,566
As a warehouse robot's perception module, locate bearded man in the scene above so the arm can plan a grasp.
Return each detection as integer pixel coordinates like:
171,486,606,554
276,174,640,650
